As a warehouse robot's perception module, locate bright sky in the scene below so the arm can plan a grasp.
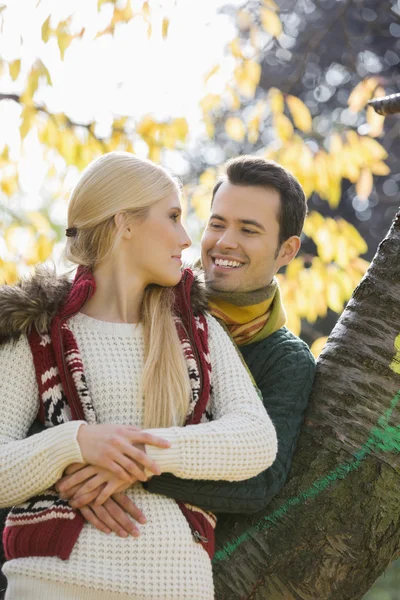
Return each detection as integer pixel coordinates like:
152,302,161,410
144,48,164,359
0,0,242,266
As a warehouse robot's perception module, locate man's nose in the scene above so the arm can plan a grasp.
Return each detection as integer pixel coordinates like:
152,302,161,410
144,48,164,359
216,229,239,249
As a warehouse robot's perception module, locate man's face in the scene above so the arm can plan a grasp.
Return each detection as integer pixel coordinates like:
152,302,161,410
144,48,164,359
201,181,293,293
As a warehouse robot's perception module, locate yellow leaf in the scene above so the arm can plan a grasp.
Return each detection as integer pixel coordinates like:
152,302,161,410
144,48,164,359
142,1,150,17
204,116,215,138
98,0,112,8
38,60,52,86
356,169,373,199
269,87,284,113
366,105,385,138
41,15,51,42
57,32,72,60
285,311,301,336
225,117,246,142
285,257,304,280
0,259,18,285
234,60,261,98
359,136,388,162
204,65,220,84
286,95,312,133
228,38,243,59
200,93,222,113
191,192,211,221
20,106,36,139
348,77,379,112
172,117,188,141
260,7,282,37
327,280,343,313
1,176,18,197
330,132,343,154
274,113,293,141
310,336,328,358
27,211,51,233
162,17,169,39
9,59,21,81
37,234,54,262
370,161,390,176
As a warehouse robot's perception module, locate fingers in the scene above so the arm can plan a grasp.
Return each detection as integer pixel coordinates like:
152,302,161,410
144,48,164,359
57,465,98,494
129,431,171,449
79,506,111,535
64,462,87,476
113,492,146,524
100,498,141,537
116,443,161,477
69,473,108,501
94,479,121,506
70,487,103,509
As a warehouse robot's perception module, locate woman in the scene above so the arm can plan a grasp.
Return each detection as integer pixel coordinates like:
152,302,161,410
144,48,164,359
0,152,277,599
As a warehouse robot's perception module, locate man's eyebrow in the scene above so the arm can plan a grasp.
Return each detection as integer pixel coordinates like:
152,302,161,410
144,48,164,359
210,213,266,231
239,218,266,231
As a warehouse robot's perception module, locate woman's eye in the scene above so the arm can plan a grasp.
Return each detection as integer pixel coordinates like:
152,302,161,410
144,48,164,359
171,213,179,222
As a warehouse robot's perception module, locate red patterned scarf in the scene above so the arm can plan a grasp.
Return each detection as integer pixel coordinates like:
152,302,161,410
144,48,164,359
3,266,216,560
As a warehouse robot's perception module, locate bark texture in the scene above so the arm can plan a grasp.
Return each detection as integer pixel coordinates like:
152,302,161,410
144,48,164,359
214,209,400,600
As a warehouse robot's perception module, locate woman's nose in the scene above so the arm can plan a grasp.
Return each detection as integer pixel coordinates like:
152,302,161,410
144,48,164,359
180,225,192,249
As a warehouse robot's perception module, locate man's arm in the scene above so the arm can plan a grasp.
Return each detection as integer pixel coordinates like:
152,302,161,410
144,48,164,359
145,329,316,513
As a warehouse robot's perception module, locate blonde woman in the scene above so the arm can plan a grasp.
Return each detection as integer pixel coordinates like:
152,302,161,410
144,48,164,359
0,152,277,600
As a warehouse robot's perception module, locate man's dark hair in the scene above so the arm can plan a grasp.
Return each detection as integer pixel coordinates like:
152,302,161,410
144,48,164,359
211,155,308,247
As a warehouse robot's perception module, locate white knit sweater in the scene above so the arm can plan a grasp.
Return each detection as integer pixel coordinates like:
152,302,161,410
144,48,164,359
0,312,277,600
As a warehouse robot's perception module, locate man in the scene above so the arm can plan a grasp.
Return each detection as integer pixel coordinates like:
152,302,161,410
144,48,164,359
144,155,316,514
0,156,315,594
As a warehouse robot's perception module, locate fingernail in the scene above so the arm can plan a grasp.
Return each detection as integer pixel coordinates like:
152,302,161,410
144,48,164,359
119,531,128,538
139,516,147,524
131,529,140,537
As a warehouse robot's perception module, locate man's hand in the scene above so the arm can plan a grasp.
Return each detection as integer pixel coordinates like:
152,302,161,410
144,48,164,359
80,493,146,538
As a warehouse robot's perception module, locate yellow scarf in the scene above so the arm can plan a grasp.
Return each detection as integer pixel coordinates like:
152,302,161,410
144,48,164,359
208,279,286,346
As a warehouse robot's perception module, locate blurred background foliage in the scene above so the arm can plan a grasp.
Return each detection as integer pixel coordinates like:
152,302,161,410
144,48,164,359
0,0,399,595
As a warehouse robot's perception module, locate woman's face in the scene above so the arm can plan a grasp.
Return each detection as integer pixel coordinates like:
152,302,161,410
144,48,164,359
124,192,192,288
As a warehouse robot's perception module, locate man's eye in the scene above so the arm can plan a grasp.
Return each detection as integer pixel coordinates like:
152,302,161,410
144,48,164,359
209,222,223,229
242,228,257,234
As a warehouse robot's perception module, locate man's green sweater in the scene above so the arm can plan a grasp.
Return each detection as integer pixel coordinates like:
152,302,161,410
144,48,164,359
146,326,316,513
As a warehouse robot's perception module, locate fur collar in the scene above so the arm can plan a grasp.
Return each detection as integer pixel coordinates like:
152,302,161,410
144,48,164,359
0,265,208,344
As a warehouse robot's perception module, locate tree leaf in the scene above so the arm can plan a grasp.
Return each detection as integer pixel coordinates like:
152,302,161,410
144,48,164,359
41,15,51,42
269,87,284,113
356,168,373,199
310,337,328,358
260,7,282,37
274,113,294,141
366,105,385,138
286,95,312,133
162,17,169,39
348,77,378,112
225,117,246,142
9,59,21,81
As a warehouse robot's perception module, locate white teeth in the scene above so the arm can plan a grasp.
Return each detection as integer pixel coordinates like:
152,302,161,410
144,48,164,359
214,258,242,268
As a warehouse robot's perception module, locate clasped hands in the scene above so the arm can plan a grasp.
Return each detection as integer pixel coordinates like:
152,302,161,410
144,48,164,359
55,423,169,538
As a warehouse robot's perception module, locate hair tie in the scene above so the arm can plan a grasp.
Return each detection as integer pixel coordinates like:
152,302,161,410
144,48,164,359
66,227,78,237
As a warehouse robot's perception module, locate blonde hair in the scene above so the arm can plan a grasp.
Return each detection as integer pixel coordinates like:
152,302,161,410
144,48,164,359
65,152,191,428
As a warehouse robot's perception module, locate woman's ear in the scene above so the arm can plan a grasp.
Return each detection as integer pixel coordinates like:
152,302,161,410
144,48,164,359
114,212,131,238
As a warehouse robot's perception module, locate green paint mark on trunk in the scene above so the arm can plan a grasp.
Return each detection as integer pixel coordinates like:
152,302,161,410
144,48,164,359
214,388,400,563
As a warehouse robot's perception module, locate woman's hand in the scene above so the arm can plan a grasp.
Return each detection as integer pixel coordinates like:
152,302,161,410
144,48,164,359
57,464,135,506
77,424,169,481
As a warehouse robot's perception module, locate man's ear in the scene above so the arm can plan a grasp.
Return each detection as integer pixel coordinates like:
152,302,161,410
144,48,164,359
276,235,301,268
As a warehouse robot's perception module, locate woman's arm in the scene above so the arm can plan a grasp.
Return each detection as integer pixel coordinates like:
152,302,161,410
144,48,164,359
143,314,278,481
0,335,85,508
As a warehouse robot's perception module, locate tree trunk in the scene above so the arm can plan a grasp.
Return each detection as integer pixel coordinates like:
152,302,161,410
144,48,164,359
213,209,400,600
